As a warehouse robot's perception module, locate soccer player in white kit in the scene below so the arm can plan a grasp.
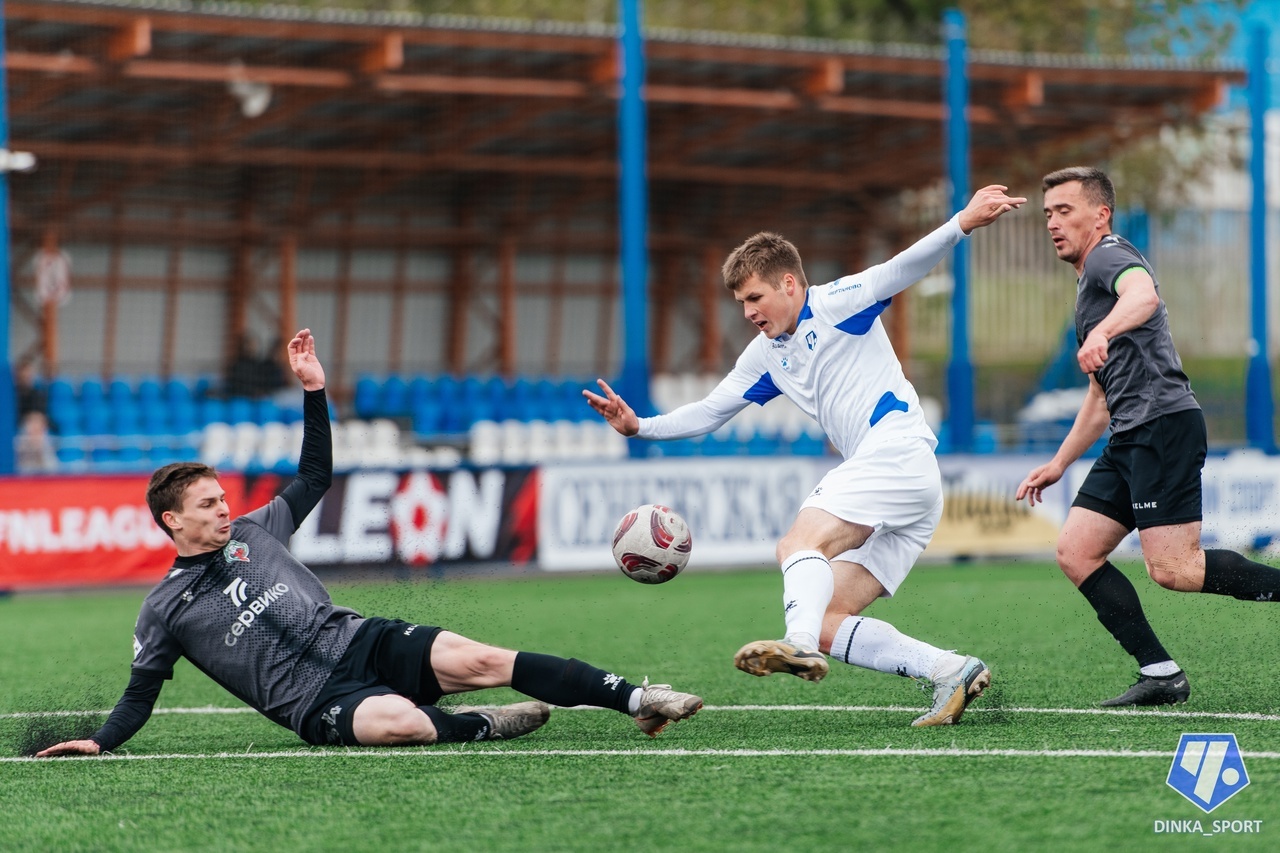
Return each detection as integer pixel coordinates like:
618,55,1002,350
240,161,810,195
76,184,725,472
586,185,1024,726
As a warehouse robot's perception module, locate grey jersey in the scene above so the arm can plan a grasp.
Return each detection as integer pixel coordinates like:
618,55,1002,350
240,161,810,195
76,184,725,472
131,495,363,735
1076,234,1199,432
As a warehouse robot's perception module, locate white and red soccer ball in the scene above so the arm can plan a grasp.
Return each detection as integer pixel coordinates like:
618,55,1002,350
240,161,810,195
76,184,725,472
611,504,693,584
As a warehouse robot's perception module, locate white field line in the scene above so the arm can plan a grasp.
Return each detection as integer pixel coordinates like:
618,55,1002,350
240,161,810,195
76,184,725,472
6,747,1280,764
6,704,1280,722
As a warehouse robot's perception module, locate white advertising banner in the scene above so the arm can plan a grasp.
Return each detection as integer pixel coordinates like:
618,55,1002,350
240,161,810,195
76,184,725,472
538,450,1280,571
537,457,823,570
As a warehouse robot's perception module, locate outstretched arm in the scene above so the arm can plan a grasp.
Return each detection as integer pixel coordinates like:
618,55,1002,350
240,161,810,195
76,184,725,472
866,185,1026,302
36,672,165,757
281,329,332,528
583,379,639,436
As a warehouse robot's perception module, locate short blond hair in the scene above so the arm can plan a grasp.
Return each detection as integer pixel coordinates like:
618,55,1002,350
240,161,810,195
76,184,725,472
721,231,808,292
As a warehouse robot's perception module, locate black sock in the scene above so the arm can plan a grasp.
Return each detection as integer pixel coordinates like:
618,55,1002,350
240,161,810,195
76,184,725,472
1203,549,1280,602
419,706,491,743
510,652,635,713
1078,562,1172,667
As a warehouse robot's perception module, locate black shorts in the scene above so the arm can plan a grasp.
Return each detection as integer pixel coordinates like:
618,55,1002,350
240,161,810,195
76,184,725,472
1073,408,1206,532
300,617,444,746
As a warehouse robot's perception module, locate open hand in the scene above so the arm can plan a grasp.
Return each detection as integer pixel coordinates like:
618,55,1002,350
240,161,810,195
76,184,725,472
288,328,326,392
582,379,640,436
958,185,1027,233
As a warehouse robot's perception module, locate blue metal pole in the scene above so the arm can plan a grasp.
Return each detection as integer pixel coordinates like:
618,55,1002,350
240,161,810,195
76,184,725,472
1246,22,1275,452
943,8,973,453
618,0,654,446
0,0,16,474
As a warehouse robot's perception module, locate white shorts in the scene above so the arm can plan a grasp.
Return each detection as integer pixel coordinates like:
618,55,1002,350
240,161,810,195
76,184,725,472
800,437,943,597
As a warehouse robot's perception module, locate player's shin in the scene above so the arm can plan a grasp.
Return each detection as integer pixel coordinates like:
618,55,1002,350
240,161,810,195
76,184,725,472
1203,549,1280,602
510,652,636,713
829,615,956,678
780,550,834,650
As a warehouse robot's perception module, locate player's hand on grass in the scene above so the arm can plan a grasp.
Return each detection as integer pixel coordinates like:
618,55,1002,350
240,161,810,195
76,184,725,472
958,185,1027,234
1016,461,1064,507
583,379,640,436
36,739,102,758
288,328,326,392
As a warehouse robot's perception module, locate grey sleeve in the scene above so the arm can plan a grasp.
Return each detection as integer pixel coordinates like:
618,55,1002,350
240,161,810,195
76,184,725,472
1089,242,1147,296
132,601,182,679
240,495,297,544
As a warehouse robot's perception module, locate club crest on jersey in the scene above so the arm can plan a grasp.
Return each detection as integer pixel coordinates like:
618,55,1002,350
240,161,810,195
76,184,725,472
224,540,250,562
805,330,817,350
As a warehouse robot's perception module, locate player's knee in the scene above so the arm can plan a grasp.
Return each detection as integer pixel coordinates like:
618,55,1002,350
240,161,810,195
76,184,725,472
456,645,514,685
1144,559,1183,591
363,704,435,745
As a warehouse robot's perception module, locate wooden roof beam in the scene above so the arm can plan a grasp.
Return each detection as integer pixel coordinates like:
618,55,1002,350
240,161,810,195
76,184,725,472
1002,71,1044,109
108,17,151,63
125,59,352,88
360,33,403,75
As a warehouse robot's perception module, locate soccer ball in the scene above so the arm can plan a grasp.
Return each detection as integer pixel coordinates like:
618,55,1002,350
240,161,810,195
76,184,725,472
611,504,692,584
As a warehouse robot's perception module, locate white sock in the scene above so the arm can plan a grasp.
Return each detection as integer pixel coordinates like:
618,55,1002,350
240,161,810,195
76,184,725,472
1140,660,1181,678
829,615,961,679
626,687,643,715
780,550,833,649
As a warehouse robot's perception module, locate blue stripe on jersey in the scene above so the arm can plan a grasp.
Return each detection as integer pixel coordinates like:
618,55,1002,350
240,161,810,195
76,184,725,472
869,391,908,427
797,291,813,322
835,298,892,335
743,372,782,405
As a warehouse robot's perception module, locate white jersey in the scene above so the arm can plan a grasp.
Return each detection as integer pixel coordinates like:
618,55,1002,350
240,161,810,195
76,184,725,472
637,214,967,460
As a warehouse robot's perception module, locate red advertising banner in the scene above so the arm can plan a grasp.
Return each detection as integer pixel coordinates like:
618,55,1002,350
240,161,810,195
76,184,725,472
0,468,537,589
0,474,251,590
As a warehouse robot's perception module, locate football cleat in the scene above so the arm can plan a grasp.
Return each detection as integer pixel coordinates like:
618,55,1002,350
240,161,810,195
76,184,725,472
1100,672,1190,707
733,639,830,682
911,656,991,727
454,701,551,741
634,677,703,737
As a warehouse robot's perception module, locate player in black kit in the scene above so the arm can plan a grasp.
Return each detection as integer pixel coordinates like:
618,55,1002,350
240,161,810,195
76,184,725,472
37,329,701,756
1017,167,1280,707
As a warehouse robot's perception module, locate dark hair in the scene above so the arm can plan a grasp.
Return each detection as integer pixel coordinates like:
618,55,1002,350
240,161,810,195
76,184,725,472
1042,166,1116,226
721,231,809,292
146,462,219,539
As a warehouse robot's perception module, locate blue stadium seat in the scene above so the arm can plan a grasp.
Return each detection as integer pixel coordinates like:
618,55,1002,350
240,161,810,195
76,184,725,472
226,397,255,425
790,433,827,456
382,376,409,417
170,401,198,434
255,398,281,425
413,402,444,435
108,379,133,407
200,398,228,425
354,376,381,418
409,376,435,409
49,402,82,436
141,401,169,435
112,402,141,435
137,378,163,406
79,379,105,407
48,378,76,408
435,375,460,404
56,445,86,465
83,403,112,435
165,378,193,405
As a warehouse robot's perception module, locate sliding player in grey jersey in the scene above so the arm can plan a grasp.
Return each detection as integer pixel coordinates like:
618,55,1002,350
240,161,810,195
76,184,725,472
37,330,700,757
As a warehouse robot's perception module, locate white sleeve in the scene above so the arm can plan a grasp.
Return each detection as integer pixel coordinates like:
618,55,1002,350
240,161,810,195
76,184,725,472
864,213,967,302
636,347,768,440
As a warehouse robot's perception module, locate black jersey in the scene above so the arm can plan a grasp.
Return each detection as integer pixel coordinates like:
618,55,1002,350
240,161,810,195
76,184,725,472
1075,234,1199,432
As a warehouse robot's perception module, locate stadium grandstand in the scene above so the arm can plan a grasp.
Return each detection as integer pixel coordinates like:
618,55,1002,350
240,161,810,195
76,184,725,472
2,0,1249,474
